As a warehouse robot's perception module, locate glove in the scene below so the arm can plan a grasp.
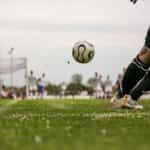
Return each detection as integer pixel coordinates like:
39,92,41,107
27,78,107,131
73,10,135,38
130,0,138,4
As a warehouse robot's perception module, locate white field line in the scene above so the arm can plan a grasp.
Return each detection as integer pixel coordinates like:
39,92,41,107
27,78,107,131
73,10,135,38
3,112,150,120
0,101,149,119
95,112,150,119
0,100,20,114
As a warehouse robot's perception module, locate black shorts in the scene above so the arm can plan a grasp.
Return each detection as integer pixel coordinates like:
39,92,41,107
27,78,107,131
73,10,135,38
145,26,150,49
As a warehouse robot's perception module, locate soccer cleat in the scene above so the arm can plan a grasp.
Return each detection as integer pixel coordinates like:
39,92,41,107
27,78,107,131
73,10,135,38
121,95,143,109
134,104,143,110
121,95,129,108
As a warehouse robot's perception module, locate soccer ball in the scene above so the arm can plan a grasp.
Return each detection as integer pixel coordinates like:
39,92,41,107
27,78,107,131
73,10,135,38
72,41,95,64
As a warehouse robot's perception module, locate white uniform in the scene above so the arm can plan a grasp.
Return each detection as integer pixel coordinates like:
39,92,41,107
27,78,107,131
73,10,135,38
104,79,112,93
28,75,37,91
104,79,112,98
0,89,7,98
94,76,104,98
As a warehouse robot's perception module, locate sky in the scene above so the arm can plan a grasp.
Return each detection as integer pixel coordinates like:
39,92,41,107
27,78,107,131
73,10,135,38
0,0,149,85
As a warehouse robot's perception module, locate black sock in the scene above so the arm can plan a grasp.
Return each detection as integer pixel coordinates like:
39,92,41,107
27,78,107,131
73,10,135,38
120,56,149,97
131,72,150,100
145,26,150,49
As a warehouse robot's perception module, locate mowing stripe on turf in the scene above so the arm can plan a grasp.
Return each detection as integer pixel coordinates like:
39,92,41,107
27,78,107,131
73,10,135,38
0,100,20,114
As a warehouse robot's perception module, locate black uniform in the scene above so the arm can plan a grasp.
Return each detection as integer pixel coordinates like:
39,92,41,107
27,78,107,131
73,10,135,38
145,26,150,49
117,1,150,101
119,27,150,100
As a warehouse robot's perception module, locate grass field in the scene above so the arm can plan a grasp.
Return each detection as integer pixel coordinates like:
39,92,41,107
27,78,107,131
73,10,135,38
0,99,150,150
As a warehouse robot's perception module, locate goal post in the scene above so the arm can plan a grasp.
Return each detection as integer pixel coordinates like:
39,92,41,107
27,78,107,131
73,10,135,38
0,57,28,98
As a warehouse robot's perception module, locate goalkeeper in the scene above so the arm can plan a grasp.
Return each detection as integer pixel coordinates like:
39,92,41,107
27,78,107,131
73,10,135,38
111,0,150,109
112,26,150,109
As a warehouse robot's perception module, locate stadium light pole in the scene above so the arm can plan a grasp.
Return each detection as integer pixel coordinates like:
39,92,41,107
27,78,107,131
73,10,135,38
8,47,14,88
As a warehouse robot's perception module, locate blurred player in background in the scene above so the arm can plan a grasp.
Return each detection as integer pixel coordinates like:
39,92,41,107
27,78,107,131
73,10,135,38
37,73,47,99
112,74,122,94
27,70,37,99
0,85,8,98
112,68,126,96
104,75,112,99
94,72,104,99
